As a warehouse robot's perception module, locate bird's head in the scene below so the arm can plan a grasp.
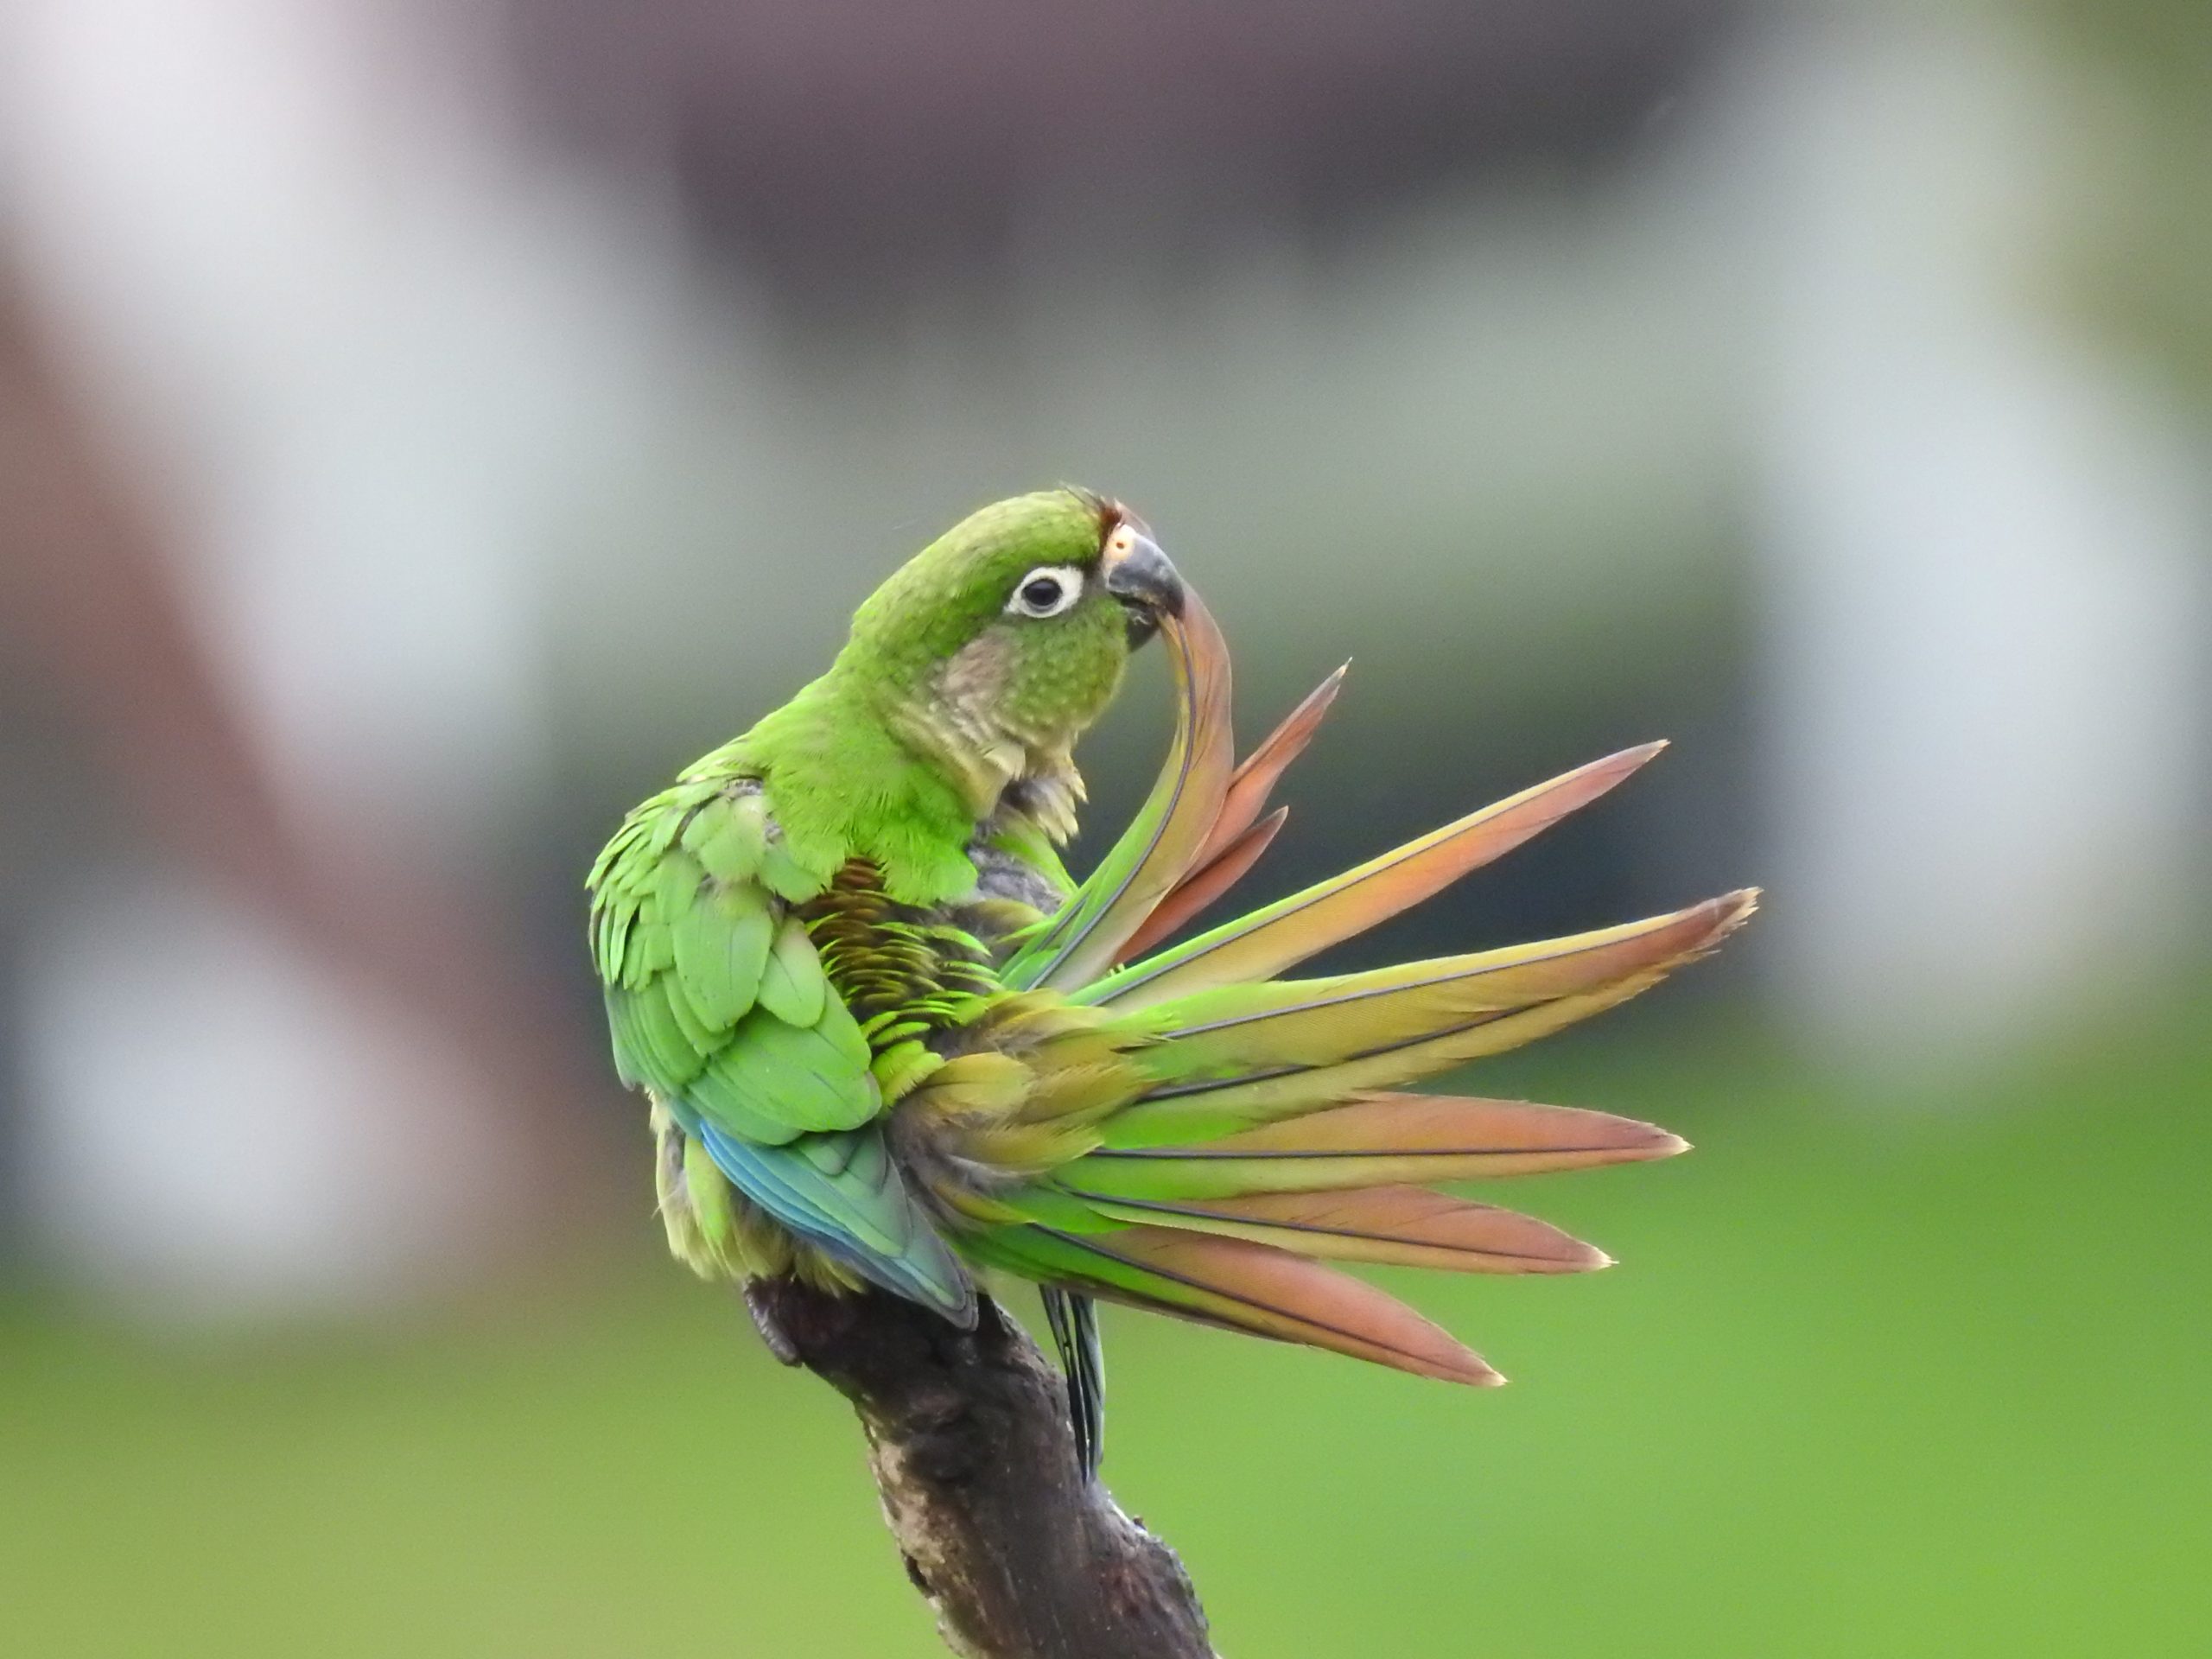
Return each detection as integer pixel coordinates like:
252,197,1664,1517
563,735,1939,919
837,488,1183,822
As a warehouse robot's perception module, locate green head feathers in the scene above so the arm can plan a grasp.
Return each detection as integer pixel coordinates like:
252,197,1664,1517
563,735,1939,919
838,488,1180,754
735,488,1184,905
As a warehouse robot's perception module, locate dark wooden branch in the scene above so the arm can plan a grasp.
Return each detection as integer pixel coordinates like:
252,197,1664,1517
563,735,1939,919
753,1281,1217,1659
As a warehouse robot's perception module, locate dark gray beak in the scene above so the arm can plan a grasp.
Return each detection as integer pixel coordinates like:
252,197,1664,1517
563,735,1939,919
1102,528,1183,646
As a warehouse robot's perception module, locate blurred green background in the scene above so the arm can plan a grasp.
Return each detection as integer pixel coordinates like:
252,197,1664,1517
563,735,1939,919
10,999,2209,1656
3,3,2209,1655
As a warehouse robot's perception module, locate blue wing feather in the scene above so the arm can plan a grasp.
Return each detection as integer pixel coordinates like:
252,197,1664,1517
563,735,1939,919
695,1122,976,1325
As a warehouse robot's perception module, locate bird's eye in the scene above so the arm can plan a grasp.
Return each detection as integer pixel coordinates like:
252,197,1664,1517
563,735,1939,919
1006,565,1084,619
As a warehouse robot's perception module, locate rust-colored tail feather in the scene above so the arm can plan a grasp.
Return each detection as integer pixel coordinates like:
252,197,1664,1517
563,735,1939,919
1072,1093,1688,1197
979,594,1755,1417
1033,1224,1503,1386
1064,1185,1610,1274
1090,741,1669,1009
1117,806,1287,963
1194,663,1347,869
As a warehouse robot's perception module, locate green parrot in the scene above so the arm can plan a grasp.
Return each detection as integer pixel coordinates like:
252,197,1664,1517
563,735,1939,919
588,488,1754,1468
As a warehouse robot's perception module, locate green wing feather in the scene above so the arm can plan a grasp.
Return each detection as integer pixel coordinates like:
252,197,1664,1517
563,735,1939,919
593,779,880,1142
758,918,830,1026
592,772,972,1316
696,1122,974,1320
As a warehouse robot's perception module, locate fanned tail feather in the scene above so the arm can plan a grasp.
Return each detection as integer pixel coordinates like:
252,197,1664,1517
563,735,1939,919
1196,663,1346,871
1087,741,1669,1009
1071,1093,1689,1198
1116,805,1286,963
1026,645,1346,982
967,1224,1500,1386
1103,890,1758,1146
1003,594,1236,992
1058,1185,1609,1274
975,606,1754,1446
1113,662,1346,965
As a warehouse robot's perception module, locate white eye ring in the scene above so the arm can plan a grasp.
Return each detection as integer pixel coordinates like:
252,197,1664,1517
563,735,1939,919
1006,565,1085,619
